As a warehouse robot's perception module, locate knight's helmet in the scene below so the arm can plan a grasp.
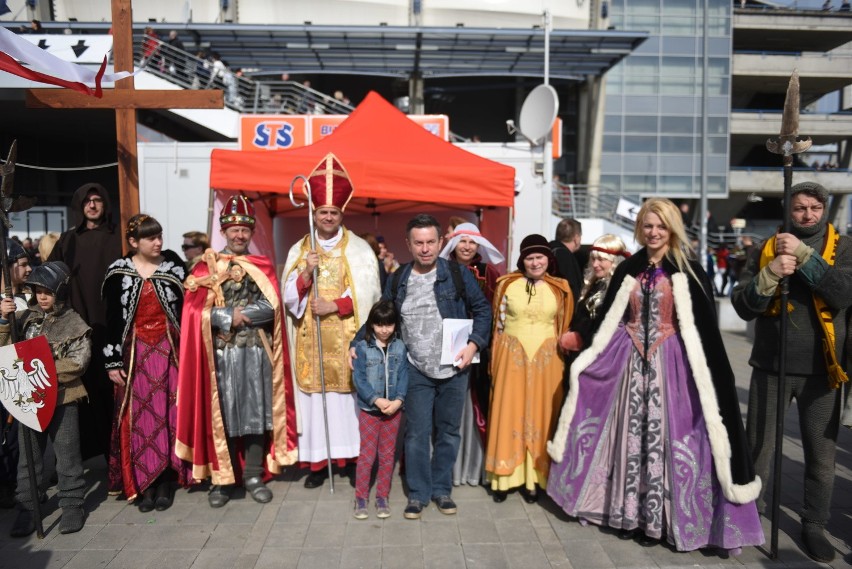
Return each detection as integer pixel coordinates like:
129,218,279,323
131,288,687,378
25,261,71,300
5,240,28,266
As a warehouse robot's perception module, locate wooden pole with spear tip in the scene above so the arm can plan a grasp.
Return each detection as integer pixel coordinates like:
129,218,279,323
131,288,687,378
0,140,46,538
764,69,812,559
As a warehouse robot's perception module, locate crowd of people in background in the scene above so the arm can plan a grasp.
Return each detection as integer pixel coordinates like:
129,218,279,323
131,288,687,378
813,160,841,170
11,24,361,115
0,163,849,563
134,29,351,112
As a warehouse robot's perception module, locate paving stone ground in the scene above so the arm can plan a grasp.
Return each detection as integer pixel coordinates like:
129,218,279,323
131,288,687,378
0,325,850,568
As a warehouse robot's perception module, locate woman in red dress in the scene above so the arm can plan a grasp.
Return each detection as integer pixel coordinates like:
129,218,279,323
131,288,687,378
103,214,188,512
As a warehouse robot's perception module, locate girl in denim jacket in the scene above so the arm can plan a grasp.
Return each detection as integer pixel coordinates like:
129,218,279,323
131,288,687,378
352,300,409,519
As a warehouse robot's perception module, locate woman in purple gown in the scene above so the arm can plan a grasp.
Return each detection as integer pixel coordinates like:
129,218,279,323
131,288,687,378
546,198,764,553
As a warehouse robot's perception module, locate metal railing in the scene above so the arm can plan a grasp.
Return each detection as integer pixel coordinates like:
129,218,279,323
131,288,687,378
132,36,355,115
552,183,766,246
552,183,637,232
128,36,476,141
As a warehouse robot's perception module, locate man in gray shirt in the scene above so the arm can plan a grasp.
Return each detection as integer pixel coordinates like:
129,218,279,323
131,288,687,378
370,214,491,520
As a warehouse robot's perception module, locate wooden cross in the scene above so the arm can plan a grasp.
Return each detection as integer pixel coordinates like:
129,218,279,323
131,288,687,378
23,0,224,250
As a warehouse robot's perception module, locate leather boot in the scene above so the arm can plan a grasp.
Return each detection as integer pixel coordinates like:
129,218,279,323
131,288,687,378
801,521,834,563
9,510,35,538
137,486,155,513
154,481,173,511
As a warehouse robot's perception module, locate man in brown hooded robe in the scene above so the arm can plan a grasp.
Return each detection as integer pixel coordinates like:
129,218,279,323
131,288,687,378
49,183,122,459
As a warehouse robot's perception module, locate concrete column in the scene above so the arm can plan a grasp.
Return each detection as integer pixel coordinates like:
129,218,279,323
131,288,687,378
409,73,424,115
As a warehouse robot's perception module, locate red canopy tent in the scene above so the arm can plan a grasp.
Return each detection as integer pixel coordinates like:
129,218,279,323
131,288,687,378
210,91,515,215
209,91,516,267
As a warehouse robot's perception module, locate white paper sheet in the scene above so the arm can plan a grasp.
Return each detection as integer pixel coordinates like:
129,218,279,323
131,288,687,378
440,318,481,366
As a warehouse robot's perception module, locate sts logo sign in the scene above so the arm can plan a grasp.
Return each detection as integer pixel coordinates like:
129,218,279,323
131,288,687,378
252,121,296,149
240,116,308,150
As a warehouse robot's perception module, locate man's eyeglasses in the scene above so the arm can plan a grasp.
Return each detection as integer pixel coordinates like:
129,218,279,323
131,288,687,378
84,197,104,205
182,244,201,251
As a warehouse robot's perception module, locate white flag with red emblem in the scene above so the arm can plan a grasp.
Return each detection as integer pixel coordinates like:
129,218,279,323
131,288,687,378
0,336,58,432
0,26,135,97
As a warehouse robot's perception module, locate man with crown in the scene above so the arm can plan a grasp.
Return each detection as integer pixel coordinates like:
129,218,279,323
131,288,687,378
177,195,297,508
283,154,381,489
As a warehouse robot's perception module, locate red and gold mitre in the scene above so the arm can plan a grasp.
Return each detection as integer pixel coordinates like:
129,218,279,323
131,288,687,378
219,195,256,229
306,153,354,212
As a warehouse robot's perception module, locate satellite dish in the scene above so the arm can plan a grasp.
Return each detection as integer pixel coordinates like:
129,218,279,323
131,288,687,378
519,84,559,144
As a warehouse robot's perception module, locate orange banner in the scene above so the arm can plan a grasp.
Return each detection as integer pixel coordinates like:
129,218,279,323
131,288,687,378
240,116,309,150
241,114,449,149
310,115,348,143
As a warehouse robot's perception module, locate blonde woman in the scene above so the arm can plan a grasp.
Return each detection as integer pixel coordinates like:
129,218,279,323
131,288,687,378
38,232,61,264
546,198,764,553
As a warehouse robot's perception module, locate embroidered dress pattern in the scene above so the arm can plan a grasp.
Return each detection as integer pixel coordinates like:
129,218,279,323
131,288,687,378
547,269,764,551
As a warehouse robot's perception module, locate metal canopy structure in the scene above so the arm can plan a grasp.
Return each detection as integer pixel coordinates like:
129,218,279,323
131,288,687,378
39,22,647,80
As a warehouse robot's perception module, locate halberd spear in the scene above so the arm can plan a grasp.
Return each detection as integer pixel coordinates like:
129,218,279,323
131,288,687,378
0,140,46,538
764,69,812,559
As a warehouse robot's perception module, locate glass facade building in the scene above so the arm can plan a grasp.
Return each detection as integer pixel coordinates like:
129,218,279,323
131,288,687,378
600,0,732,198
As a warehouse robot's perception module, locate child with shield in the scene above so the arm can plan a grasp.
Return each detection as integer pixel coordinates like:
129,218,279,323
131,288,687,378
0,261,91,537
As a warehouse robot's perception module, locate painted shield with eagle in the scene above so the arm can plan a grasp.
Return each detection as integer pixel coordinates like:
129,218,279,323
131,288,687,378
0,336,58,432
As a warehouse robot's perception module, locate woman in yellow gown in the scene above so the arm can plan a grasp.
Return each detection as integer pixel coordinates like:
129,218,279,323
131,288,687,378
485,234,573,503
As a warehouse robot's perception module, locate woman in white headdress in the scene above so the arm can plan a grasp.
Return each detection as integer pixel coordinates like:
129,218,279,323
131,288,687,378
440,222,505,302
439,222,504,486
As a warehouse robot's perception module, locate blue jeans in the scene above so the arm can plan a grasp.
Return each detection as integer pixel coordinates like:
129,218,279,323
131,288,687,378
404,365,469,504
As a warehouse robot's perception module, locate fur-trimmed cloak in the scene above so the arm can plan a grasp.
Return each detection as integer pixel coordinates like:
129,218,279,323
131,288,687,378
547,248,760,504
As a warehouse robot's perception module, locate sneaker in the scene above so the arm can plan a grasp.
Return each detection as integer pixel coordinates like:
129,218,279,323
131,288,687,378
433,495,457,515
376,496,391,519
353,498,369,520
403,500,424,520
801,521,835,563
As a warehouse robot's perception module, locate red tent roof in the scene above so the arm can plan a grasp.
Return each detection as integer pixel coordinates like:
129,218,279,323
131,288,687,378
209,91,515,214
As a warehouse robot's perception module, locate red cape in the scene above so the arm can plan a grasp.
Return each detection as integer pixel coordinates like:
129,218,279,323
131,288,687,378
176,251,298,484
